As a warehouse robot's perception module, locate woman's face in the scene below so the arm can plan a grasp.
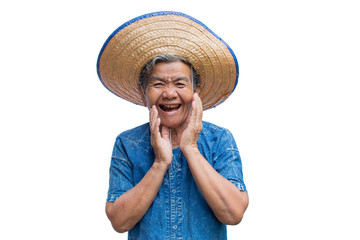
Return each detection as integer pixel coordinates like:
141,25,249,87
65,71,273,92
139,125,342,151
144,61,197,129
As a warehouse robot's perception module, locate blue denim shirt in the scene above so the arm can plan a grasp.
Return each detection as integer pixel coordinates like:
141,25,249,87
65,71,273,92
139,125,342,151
107,121,247,240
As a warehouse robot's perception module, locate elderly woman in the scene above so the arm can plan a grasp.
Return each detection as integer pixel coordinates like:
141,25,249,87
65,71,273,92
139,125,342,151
97,12,248,240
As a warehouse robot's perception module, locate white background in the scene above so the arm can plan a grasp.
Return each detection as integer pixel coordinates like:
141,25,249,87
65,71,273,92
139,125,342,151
1,0,359,239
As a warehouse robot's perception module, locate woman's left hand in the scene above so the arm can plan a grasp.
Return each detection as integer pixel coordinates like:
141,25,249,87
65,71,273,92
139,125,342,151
179,93,203,151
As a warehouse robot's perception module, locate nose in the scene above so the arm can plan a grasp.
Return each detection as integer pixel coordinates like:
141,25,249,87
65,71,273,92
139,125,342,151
162,86,177,99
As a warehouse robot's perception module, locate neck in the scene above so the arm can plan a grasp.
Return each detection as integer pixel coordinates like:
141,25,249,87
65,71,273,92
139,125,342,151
162,123,186,149
169,129,180,149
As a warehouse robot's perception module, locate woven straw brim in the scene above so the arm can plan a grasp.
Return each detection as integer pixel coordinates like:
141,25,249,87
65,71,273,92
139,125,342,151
97,12,238,110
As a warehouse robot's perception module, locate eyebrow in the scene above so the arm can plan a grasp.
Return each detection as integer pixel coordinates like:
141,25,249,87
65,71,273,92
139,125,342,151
149,76,190,82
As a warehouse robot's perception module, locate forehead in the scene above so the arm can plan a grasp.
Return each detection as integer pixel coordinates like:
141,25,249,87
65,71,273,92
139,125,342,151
150,61,191,79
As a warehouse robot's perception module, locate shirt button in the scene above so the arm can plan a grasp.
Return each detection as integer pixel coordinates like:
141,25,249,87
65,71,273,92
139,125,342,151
172,189,176,194
173,225,177,230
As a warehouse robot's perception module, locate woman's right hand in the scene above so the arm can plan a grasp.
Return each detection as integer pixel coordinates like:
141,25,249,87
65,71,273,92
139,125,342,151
149,105,172,168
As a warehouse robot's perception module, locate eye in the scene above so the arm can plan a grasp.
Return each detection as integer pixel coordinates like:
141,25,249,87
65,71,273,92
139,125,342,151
152,82,165,87
175,81,187,88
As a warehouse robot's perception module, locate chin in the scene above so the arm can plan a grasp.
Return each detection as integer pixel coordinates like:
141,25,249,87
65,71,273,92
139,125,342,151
160,118,185,129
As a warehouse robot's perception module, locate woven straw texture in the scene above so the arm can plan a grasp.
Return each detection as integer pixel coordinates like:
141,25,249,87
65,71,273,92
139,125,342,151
97,13,238,110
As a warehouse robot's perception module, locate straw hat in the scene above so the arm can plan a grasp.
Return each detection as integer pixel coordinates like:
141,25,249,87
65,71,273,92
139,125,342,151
97,11,239,110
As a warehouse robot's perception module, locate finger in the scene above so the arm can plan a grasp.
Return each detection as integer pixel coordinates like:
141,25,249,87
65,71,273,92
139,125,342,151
186,100,195,125
190,94,199,121
154,116,162,139
152,108,161,137
196,93,203,114
193,94,203,132
151,125,163,151
149,105,158,132
195,93,203,121
150,106,163,145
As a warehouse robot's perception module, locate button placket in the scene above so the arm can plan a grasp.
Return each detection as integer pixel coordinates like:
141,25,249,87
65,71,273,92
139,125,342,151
169,149,184,239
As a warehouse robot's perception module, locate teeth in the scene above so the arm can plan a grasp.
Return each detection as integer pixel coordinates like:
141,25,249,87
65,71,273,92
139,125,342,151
160,104,180,111
167,105,178,109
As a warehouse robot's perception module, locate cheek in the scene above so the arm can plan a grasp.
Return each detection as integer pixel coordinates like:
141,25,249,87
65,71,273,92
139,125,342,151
145,97,154,109
144,90,158,107
180,90,194,104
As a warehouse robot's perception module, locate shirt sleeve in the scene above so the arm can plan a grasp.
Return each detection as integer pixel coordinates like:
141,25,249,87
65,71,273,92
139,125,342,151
107,135,135,202
212,129,247,192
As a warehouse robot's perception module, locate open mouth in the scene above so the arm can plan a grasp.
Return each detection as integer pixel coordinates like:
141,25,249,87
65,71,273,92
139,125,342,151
159,104,181,112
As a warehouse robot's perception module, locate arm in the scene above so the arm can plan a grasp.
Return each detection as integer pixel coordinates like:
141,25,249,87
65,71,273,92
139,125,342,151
106,106,172,232
182,147,249,225
180,94,249,225
106,161,168,232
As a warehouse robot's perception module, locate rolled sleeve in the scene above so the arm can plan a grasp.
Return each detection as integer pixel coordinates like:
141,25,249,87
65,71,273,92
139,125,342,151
107,136,134,202
213,130,247,192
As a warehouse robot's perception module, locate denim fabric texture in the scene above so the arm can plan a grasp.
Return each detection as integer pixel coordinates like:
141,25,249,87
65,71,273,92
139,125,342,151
107,121,247,240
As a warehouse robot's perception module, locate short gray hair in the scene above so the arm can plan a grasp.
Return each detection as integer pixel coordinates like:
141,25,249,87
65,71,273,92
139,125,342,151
139,53,200,91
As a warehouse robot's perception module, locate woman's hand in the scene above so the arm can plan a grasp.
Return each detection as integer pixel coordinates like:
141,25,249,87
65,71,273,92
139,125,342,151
180,93,203,151
149,105,172,167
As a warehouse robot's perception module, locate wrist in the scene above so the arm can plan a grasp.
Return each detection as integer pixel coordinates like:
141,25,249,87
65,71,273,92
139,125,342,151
180,144,199,156
153,159,170,172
